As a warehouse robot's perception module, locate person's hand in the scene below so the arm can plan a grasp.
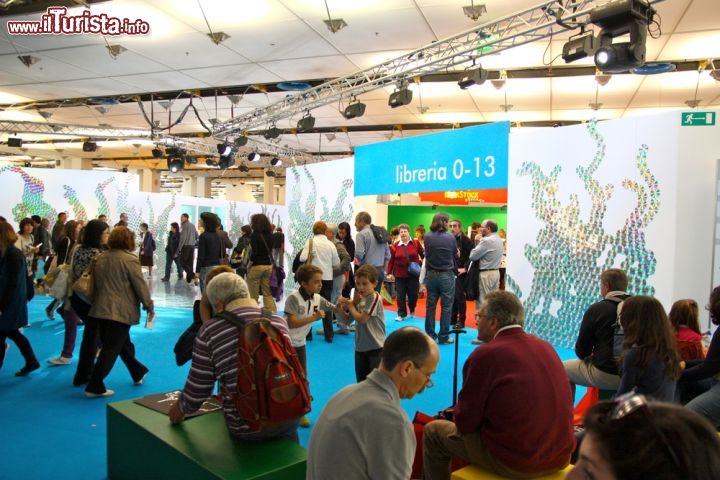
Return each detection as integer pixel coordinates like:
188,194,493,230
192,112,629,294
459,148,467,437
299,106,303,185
680,361,686,370
168,400,186,424
458,268,466,274
352,292,362,305
314,309,325,320
386,274,394,282
419,284,427,294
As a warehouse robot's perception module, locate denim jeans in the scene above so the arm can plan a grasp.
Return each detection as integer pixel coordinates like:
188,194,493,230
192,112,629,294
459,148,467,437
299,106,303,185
685,379,720,428
164,252,183,279
424,270,455,342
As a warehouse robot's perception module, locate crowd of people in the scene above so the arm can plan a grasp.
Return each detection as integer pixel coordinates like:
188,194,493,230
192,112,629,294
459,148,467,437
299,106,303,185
1,209,720,479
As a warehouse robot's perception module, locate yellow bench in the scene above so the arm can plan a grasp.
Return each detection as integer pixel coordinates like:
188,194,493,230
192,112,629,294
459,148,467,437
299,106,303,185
451,464,573,479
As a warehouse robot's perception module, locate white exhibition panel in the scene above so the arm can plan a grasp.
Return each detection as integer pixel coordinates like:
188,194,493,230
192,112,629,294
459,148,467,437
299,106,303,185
508,111,720,347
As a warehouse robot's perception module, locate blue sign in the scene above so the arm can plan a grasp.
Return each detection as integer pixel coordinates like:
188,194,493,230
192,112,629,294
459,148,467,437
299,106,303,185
354,122,509,195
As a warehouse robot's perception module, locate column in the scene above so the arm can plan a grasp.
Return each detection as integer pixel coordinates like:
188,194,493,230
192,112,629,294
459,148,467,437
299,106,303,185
263,170,275,205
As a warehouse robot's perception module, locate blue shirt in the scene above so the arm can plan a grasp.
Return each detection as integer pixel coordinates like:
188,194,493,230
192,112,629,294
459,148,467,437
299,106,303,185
423,230,456,271
355,225,390,268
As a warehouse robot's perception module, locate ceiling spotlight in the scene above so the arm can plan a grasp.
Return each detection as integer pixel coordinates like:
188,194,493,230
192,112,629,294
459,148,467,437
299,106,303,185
227,95,241,105
463,3,487,20
590,0,654,73
388,86,413,108
264,126,281,139
342,99,366,119
121,167,128,173
205,159,218,167
83,140,98,152
95,106,111,115
151,147,163,159
24,161,32,167
297,112,316,132
217,142,232,157
17,55,40,68
234,136,249,147
248,152,261,162
270,157,281,166
186,156,198,165
167,156,185,173
562,30,596,63
238,164,251,172
207,32,230,45
38,110,53,120
595,69,612,86
458,66,488,89
106,44,127,59
218,154,236,169
323,18,347,33
265,170,276,177
7,137,22,148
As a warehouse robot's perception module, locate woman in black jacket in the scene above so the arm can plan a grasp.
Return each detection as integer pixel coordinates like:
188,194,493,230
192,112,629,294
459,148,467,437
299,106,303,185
161,222,183,282
247,213,275,311
338,221,355,297
196,212,224,291
0,223,39,376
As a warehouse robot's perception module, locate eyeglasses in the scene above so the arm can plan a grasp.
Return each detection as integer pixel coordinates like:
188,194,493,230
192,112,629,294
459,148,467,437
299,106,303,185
609,392,680,468
412,363,434,388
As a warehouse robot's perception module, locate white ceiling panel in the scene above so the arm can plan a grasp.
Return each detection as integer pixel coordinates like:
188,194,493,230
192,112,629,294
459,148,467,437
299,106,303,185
43,45,172,77
0,83,82,101
281,0,414,19
180,64,283,87
417,111,487,123
0,52,97,82
550,109,622,121
344,49,410,71
126,32,251,69
152,0,298,31
551,75,644,109
673,0,720,33
655,31,720,60
220,19,337,62
87,0,199,38
46,78,142,98
313,8,436,53
110,71,210,92
0,71,35,86
261,55,358,81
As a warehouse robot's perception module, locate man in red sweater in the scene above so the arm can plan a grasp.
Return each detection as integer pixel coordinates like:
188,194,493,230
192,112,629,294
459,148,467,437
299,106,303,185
423,291,575,479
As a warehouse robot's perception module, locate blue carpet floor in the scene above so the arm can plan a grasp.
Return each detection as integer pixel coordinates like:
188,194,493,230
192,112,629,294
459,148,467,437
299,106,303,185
1,296,580,480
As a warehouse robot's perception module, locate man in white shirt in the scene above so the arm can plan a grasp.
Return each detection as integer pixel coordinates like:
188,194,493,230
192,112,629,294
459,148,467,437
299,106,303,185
300,220,340,342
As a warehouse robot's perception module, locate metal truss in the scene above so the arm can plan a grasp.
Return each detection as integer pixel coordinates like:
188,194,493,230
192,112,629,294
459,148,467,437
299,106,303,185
213,0,625,137
0,120,316,163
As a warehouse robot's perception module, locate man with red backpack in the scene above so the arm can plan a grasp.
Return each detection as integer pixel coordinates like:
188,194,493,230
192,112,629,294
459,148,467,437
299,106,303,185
169,272,308,441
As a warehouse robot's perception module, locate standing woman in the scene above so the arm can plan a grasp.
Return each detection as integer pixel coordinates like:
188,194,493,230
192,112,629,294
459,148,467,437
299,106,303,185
45,220,80,320
338,221,355,298
616,296,681,402
161,222,183,282
69,220,109,383
386,224,421,322
16,217,38,278
246,213,276,311
85,226,152,397
139,223,155,278
196,212,223,291
0,223,39,376
421,212,456,345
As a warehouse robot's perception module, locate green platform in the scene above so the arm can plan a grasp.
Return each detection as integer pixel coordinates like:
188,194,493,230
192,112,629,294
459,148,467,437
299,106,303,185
107,399,307,480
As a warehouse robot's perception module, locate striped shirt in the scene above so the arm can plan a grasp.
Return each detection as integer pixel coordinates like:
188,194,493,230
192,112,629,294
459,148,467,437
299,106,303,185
178,299,291,438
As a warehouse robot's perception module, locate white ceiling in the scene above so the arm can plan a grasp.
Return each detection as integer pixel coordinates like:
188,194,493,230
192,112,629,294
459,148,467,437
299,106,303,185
0,0,718,168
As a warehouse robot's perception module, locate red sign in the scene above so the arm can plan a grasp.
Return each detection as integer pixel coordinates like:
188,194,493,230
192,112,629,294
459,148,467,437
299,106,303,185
418,189,507,205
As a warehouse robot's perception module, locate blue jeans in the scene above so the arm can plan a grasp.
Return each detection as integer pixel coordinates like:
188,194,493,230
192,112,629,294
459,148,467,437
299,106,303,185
685,379,720,428
424,270,455,341
164,252,183,279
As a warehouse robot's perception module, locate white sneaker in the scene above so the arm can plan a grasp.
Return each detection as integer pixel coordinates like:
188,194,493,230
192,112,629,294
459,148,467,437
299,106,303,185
48,356,71,366
85,389,115,398
395,316,407,322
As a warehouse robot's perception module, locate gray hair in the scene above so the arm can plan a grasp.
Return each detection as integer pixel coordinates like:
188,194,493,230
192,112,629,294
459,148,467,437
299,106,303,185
206,272,249,308
326,223,339,236
484,291,524,328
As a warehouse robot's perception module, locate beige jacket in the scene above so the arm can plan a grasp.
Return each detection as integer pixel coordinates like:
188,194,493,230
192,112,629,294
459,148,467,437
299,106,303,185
88,249,153,325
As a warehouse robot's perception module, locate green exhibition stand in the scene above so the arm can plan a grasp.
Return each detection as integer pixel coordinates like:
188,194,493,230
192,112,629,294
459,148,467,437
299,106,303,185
107,400,307,480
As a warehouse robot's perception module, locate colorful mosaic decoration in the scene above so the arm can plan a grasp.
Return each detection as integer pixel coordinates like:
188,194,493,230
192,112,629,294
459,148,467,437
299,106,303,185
286,163,354,287
0,165,56,221
508,120,660,348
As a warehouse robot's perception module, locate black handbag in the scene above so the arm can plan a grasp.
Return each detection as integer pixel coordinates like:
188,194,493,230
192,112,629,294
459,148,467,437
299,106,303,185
173,300,202,366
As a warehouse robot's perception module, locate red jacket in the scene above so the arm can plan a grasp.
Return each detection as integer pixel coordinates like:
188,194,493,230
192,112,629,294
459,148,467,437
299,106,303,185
454,328,575,474
387,240,422,278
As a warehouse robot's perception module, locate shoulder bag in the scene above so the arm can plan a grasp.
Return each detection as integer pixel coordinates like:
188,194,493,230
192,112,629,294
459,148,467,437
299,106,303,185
73,252,101,303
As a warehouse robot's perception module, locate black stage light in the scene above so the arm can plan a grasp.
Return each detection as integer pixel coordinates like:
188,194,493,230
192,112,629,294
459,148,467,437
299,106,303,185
270,157,281,166
561,31,596,63
297,113,316,132
83,140,97,152
205,158,218,167
186,156,198,165
167,156,184,173
265,170,276,177
218,153,236,169
247,152,260,162
217,142,232,157
121,167,128,173
590,0,654,73
388,87,413,108
342,100,366,120
238,164,250,172
458,67,488,89
24,161,31,167
234,136,249,147
151,147,163,158
264,126,281,139
7,137,22,147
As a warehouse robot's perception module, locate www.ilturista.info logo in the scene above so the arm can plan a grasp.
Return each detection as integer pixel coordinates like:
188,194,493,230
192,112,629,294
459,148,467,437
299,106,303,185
7,7,150,36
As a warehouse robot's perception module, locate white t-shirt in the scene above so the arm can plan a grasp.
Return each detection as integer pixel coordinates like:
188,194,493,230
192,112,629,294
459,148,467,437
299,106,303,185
300,235,340,281
284,289,334,348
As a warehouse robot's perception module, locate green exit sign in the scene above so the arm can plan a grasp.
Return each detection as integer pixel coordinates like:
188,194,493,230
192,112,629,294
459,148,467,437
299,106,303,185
681,112,716,126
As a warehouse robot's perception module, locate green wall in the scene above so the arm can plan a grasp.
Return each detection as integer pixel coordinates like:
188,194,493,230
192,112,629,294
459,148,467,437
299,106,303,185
387,205,507,234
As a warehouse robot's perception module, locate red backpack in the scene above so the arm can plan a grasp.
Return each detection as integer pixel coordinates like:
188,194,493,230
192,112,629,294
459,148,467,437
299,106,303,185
217,309,311,430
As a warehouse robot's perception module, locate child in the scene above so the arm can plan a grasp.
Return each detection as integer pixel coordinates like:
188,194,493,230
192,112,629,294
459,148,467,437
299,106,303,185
337,264,386,383
284,264,338,428
669,299,704,362
616,296,681,402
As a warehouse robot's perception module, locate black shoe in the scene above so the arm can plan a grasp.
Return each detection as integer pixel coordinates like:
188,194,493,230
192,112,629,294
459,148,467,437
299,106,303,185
160,277,169,282
15,361,40,377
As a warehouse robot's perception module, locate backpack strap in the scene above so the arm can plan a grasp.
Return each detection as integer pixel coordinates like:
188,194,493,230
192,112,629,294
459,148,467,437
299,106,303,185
216,308,273,328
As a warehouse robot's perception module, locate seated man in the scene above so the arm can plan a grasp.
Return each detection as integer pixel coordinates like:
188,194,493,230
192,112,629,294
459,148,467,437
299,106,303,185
423,291,574,479
307,327,439,480
169,272,299,441
563,268,629,399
